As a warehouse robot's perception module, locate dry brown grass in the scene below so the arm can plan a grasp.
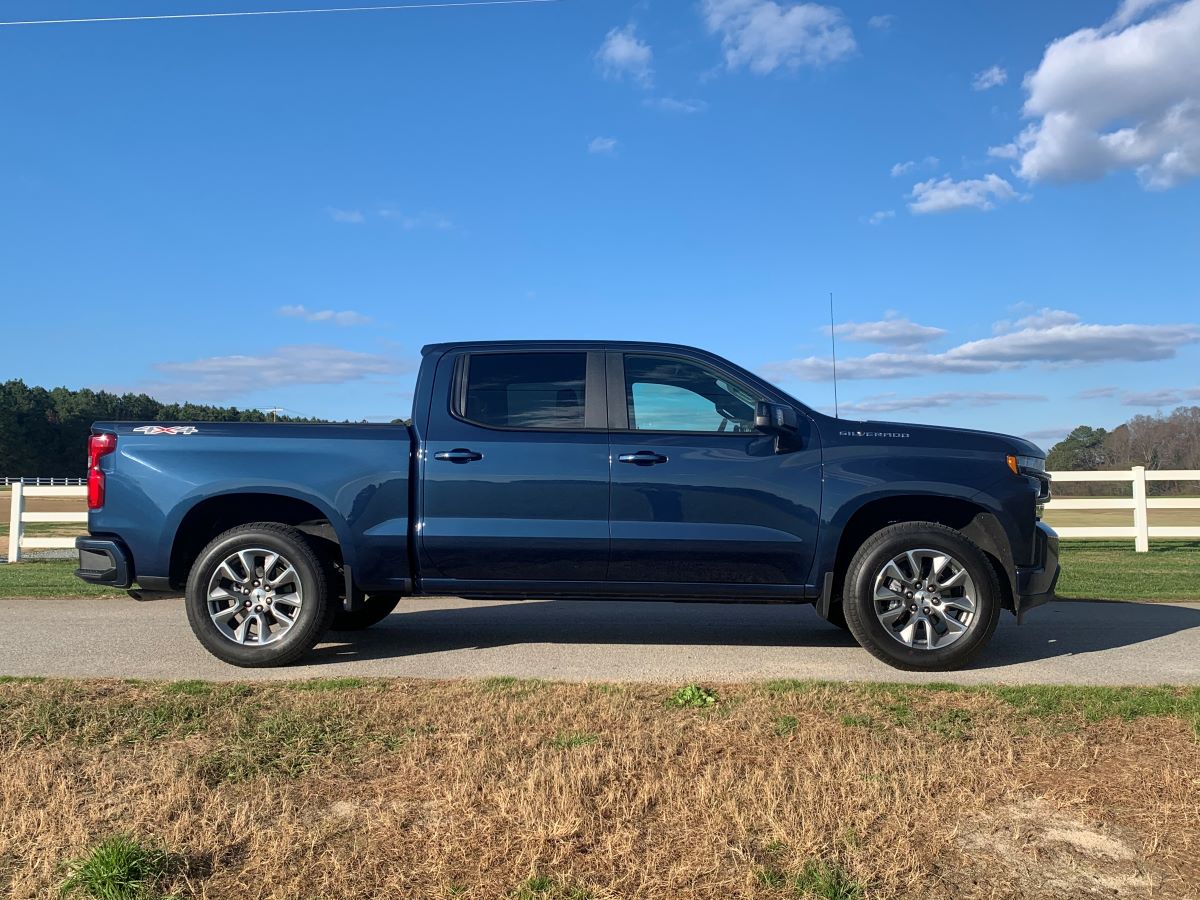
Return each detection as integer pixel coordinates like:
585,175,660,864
1,678,1198,899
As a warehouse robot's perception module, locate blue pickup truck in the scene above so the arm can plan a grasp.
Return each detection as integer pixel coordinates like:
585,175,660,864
75,340,1058,670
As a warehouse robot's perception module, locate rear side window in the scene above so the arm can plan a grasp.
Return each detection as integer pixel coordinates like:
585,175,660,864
462,352,587,429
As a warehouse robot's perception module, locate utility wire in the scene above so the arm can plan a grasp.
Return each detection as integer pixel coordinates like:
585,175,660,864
0,0,555,27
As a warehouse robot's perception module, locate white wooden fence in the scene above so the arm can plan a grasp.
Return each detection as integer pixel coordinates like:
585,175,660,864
1,477,86,486
4,483,87,562
3,468,1198,562
1045,466,1200,552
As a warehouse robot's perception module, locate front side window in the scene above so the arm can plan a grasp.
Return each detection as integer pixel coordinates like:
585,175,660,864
624,355,757,432
462,352,587,429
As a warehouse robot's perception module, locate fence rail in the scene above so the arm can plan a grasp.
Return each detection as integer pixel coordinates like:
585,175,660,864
5,483,87,562
3,468,1198,563
1045,466,1200,551
1,477,86,486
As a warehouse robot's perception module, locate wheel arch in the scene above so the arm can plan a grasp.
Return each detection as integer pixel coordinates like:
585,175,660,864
828,495,1016,614
167,489,350,590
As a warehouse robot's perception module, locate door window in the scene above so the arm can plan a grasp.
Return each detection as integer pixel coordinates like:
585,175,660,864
624,355,757,432
462,352,587,430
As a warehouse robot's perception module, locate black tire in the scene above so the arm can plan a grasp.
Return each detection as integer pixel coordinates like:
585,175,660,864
184,523,333,667
330,593,402,631
842,521,1001,671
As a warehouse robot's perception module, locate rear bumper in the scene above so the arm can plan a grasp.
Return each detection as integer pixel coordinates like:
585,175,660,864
1014,521,1059,622
74,536,133,589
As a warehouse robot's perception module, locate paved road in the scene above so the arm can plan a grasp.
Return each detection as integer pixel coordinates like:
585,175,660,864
1,594,1198,684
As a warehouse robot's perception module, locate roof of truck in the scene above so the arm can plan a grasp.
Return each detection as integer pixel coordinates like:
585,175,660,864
420,340,710,356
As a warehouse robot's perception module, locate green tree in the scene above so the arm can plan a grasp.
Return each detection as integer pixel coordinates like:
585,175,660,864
1046,425,1109,471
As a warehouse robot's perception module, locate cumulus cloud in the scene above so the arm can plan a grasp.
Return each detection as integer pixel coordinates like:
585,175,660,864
867,13,894,29
1012,0,1200,190
596,24,653,86
588,136,618,154
763,309,1200,382
278,305,372,327
327,208,365,224
832,314,945,348
148,345,410,400
643,96,708,113
840,391,1046,415
908,174,1019,213
866,210,895,225
972,65,1008,91
701,0,856,74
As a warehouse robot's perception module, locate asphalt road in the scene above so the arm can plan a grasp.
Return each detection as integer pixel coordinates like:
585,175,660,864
3,594,1199,684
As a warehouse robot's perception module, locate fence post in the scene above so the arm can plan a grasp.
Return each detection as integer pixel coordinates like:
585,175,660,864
6,480,23,563
1131,465,1149,552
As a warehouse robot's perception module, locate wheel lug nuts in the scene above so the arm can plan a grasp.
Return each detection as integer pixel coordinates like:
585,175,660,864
909,604,917,611
906,591,914,599
243,600,251,608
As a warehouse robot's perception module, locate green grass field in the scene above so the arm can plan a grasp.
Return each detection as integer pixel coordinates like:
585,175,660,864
2,546,1197,602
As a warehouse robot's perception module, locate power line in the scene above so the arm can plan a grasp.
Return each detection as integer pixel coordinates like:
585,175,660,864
0,0,556,27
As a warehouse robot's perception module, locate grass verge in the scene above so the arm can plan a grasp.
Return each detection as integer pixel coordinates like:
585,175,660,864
1056,540,1200,601
0,559,119,598
0,677,1196,899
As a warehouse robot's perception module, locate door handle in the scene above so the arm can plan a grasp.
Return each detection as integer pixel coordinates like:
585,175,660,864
618,451,668,466
434,448,483,463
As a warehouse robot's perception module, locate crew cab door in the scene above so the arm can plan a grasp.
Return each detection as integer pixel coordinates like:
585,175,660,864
606,351,821,592
418,349,610,589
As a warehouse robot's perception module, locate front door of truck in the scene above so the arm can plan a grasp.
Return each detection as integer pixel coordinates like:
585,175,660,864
606,351,821,591
419,348,610,589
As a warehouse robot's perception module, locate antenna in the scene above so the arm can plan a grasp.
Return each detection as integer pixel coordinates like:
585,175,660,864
829,291,840,418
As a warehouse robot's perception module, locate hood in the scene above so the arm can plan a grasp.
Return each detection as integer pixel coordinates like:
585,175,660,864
823,416,1044,457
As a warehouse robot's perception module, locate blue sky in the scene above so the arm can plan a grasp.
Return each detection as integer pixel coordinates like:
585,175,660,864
1,0,1197,446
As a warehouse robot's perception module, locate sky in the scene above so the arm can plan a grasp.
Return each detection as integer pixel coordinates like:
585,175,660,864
1,0,1198,447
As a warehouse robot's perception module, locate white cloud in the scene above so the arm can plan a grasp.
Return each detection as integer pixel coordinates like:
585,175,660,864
596,24,653,86
890,156,938,177
867,13,894,29
701,0,856,74
643,96,708,114
866,209,895,225
1121,386,1200,406
833,314,945,347
972,65,1008,91
149,345,410,400
908,173,1018,213
1012,0,1200,190
377,208,452,230
840,391,1046,415
588,136,618,154
1075,386,1118,399
987,143,1020,159
327,208,365,224
993,307,1081,333
763,309,1200,382
278,305,372,327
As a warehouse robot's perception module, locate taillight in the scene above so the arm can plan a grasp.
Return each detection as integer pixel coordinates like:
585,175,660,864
87,433,117,509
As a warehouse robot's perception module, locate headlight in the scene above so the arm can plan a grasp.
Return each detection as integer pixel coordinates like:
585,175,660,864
1006,454,1046,475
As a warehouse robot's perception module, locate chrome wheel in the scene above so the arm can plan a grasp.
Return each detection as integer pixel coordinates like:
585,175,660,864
206,548,304,646
872,548,977,651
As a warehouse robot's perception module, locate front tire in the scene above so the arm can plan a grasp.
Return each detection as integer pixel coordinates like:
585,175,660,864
185,523,333,667
843,522,1001,671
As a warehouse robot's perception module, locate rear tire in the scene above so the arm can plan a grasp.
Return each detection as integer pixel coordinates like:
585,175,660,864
330,593,402,631
843,521,1001,671
185,523,333,667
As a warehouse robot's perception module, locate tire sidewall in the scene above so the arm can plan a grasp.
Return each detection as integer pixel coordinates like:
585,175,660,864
185,527,329,667
844,526,1000,670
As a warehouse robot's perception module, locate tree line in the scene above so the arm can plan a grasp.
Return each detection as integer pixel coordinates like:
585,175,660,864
0,380,334,478
1046,405,1200,495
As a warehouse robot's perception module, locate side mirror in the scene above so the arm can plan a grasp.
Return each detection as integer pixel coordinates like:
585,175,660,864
755,401,798,434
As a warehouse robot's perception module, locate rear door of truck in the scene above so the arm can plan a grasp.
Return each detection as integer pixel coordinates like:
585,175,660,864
417,347,610,591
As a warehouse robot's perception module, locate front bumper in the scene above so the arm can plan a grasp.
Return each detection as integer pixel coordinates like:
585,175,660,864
74,536,133,588
1014,521,1059,622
